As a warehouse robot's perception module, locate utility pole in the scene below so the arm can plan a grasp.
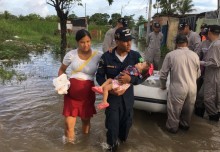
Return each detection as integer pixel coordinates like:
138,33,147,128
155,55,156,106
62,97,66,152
218,0,220,23
146,0,152,42
218,0,220,10
121,5,124,16
85,3,88,30
85,3,86,17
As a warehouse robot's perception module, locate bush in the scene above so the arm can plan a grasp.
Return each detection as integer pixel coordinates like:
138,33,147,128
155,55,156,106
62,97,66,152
161,45,170,58
0,42,29,60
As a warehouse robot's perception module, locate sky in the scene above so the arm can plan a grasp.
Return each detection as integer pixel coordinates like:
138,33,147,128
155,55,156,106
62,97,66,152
0,0,218,21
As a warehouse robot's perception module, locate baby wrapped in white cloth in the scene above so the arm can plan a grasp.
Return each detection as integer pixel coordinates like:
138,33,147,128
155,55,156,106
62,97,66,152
53,74,70,94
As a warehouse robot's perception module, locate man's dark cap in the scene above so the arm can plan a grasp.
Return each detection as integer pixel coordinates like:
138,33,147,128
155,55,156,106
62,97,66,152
178,22,188,30
115,27,133,42
154,22,160,28
175,34,188,44
118,18,128,27
209,25,220,34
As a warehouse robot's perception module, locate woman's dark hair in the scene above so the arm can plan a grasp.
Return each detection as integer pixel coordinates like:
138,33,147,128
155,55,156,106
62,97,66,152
75,29,92,41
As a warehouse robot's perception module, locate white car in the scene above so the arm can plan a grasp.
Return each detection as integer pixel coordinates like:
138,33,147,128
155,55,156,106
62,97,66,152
133,71,169,113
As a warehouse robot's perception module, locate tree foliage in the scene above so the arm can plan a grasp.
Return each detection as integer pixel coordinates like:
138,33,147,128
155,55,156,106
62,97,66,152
155,0,178,15
136,15,147,26
46,0,114,54
108,13,121,26
124,15,135,29
89,13,110,25
107,0,114,5
154,0,196,15
45,15,59,21
68,12,78,20
0,11,17,20
46,0,82,54
25,13,43,20
176,0,195,15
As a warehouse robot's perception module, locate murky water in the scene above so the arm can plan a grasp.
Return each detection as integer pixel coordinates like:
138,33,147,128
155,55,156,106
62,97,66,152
0,42,220,152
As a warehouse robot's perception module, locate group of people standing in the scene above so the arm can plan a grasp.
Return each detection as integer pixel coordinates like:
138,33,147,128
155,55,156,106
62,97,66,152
194,24,220,121
158,22,220,133
55,16,220,151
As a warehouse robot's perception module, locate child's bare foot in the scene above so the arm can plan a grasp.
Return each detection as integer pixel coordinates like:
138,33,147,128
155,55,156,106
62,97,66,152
97,102,109,110
92,86,103,94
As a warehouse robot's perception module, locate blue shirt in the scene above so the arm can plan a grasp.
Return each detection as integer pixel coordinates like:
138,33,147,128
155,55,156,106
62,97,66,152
96,48,143,109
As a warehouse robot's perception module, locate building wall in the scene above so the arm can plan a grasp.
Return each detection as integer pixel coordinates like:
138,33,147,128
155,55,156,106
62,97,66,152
195,18,205,33
166,17,179,51
138,24,146,40
203,19,220,25
57,20,87,35
153,16,169,25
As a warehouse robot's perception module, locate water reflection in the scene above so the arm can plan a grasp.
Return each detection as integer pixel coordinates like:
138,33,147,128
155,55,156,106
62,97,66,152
0,40,145,84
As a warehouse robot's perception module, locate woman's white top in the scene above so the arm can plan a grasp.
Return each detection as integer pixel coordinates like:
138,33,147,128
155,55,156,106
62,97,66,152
63,49,102,81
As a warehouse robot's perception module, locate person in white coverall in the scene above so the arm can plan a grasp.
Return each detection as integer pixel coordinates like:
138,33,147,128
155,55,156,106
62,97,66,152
102,18,128,52
201,25,220,121
178,22,201,54
160,34,201,133
145,22,163,70
194,25,211,117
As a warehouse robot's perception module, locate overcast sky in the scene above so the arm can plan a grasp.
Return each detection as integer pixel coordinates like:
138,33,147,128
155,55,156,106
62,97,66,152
0,0,218,20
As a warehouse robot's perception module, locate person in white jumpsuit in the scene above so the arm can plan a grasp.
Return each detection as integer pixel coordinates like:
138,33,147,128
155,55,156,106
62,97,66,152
102,18,128,52
160,34,201,133
201,25,220,121
178,22,201,54
145,22,163,70
194,25,211,117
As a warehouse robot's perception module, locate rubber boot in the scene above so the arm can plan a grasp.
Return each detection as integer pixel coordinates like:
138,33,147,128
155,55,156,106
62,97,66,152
179,124,190,131
194,107,205,118
209,114,219,121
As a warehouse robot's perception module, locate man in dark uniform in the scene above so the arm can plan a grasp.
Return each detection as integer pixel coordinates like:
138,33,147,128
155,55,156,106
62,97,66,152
96,27,143,151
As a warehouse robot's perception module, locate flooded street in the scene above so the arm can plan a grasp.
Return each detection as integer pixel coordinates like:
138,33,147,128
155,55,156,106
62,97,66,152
0,42,220,152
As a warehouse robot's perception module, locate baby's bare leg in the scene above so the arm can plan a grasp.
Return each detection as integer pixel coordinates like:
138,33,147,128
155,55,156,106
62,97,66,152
101,78,113,88
102,83,113,103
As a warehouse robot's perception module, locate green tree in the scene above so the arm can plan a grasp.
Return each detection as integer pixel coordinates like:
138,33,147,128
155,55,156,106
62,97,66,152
68,12,78,19
3,11,11,19
176,0,195,15
46,0,82,54
26,13,43,20
45,15,59,21
136,15,147,26
124,15,135,29
47,0,113,54
156,0,178,15
0,11,17,20
109,13,121,26
89,13,110,25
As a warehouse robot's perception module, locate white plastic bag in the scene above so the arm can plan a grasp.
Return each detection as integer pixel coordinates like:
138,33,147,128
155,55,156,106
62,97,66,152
53,74,70,94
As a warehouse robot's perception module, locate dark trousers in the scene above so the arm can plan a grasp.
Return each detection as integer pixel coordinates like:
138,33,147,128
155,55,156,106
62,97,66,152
195,76,204,108
105,101,133,146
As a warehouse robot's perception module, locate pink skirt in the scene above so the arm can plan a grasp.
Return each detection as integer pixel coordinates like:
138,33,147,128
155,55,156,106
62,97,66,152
63,78,96,119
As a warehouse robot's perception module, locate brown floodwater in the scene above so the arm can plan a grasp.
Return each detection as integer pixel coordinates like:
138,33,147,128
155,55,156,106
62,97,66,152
0,42,220,152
